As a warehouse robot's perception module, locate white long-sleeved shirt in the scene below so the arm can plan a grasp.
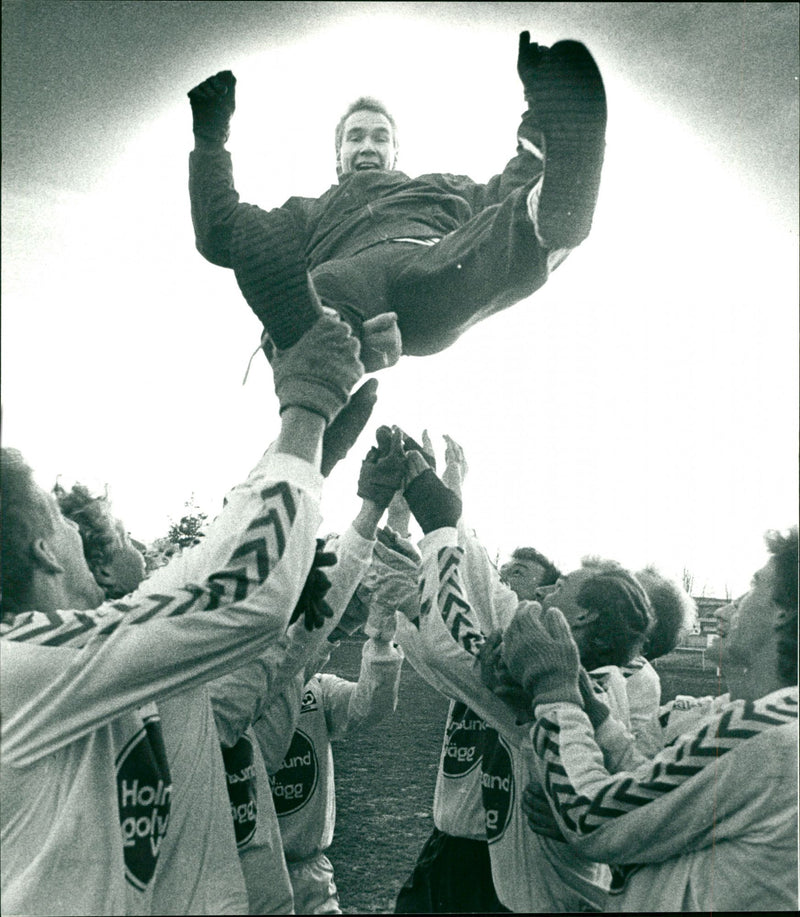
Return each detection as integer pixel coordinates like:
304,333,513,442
531,686,798,912
269,637,404,861
208,521,378,914
396,528,620,912
619,655,663,757
1,450,321,917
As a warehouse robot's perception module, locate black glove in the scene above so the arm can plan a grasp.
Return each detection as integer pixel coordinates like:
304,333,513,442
400,431,436,470
357,426,407,511
320,379,379,477
290,539,337,631
188,70,236,143
522,781,567,842
516,31,548,100
403,467,462,534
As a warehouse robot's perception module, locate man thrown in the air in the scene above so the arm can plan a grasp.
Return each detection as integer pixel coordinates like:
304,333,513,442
188,32,607,370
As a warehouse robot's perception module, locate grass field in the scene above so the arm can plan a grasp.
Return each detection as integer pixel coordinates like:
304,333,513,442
325,638,725,914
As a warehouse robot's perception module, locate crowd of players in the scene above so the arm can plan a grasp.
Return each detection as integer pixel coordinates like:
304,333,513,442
2,316,797,914
2,26,797,916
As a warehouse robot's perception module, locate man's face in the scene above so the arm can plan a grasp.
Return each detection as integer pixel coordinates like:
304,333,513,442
338,110,396,175
44,494,105,609
715,559,779,670
500,557,547,600
539,568,597,632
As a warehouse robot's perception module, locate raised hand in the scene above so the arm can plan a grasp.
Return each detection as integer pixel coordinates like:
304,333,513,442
270,314,364,423
357,426,407,511
188,70,236,143
441,434,468,497
502,602,582,708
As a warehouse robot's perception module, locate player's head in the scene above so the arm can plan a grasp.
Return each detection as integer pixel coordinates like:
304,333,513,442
715,525,798,695
635,566,698,660
1,448,104,619
540,557,653,670
335,97,398,177
54,481,146,599
500,546,560,600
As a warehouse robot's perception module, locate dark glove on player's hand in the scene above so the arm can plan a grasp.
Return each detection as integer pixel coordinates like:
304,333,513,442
502,603,582,707
357,426,407,511
403,466,462,534
320,379,379,477
290,539,337,631
516,31,548,97
188,70,236,143
399,430,436,470
522,781,567,842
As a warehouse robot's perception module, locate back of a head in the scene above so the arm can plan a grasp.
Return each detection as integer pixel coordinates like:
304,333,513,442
635,566,698,660
577,559,654,668
1,448,54,618
512,546,561,587
54,481,117,575
767,525,798,685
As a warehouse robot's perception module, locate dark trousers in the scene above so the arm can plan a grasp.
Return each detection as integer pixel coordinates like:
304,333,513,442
232,182,553,358
394,828,510,914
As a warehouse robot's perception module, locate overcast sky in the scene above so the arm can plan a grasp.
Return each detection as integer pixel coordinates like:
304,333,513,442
2,1,798,597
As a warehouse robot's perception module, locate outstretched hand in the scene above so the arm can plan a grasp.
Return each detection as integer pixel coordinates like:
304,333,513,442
188,70,236,143
320,378,379,477
441,434,468,496
360,312,402,372
502,602,582,707
357,425,407,511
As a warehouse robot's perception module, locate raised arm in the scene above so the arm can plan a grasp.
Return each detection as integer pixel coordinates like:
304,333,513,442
1,315,364,765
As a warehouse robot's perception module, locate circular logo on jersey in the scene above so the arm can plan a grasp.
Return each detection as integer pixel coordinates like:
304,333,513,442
442,702,485,777
480,729,514,843
116,716,173,891
221,734,258,848
270,729,318,816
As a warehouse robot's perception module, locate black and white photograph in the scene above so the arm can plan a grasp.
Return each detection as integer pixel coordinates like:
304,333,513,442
2,2,798,914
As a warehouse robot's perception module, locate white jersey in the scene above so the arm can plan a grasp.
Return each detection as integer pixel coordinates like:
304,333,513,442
620,655,663,756
433,521,519,839
1,450,321,916
269,638,403,861
531,686,798,912
209,521,379,914
396,528,620,912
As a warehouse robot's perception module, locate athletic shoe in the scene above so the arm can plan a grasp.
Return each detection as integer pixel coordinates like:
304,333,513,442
522,38,607,248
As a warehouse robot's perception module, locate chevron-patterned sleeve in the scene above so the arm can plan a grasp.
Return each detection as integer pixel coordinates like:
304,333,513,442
418,528,486,659
531,688,799,864
1,454,323,767
208,522,376,746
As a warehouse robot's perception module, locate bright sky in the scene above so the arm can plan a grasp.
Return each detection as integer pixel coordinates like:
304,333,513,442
2,7,798,598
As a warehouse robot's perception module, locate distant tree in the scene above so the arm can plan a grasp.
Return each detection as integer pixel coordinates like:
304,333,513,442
682,566,695,596
167,494,208,549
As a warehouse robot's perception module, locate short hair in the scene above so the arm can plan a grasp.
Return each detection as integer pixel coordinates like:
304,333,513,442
635,566,698,660
577,558,654,668
765,526,798,685
334,96,398,155
511,546,561,587
53,481,119,576
1,448,55,617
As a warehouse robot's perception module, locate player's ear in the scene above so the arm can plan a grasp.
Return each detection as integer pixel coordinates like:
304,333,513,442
30,538,64,575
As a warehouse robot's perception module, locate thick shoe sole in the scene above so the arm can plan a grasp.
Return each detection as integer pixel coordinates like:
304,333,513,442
530,40,607,249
